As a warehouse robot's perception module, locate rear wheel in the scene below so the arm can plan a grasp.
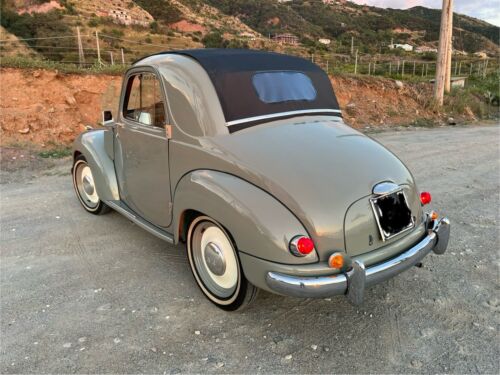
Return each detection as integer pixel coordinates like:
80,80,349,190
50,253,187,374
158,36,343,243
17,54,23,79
187,216,258,311
72,156,110,215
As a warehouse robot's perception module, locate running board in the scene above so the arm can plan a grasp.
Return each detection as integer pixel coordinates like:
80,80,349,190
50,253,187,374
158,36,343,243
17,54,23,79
106,200,174,244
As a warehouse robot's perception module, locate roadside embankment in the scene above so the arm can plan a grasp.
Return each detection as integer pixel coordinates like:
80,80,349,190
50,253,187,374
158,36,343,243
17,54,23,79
0,67,492,147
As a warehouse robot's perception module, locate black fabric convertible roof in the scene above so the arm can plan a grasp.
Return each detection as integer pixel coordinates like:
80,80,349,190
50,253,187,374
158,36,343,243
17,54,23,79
139,49,341,131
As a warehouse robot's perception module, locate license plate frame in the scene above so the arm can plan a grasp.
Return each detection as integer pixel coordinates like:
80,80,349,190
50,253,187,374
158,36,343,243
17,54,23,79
370,189,415,242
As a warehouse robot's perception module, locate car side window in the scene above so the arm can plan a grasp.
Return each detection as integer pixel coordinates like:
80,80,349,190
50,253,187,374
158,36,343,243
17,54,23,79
123,73,166,128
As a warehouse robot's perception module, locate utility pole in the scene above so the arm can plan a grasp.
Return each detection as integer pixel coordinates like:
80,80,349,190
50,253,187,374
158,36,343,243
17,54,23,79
77,26,85,67
483,59,489,78
402,60,405,77
445,34,454,93
351,36,354,55
354,49,358,74
413,61,416,76
95,31,102,66
121,48,125,65
109,51,114,65
434,0,453,105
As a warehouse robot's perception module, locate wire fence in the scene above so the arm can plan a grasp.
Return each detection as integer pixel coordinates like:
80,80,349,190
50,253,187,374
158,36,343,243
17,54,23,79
0,31,497,80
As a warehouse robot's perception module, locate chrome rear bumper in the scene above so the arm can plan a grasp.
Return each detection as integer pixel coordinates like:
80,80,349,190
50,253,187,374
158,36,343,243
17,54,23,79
266,217,450,305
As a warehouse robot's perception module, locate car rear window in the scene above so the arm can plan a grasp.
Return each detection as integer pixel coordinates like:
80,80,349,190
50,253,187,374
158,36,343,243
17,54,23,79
252,71,317,104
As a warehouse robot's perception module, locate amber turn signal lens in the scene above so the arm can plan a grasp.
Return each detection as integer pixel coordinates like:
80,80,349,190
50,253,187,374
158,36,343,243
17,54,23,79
420,191,432,205
328,252,345,269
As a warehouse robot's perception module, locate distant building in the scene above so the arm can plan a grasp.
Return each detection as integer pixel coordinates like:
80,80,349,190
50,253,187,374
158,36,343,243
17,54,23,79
453,50,468,56
450,77,467,88
277,0,293,3
272,33,299,45
415,46,437,54
430,77,467,88
322,0,335,4
100,8,150,27
389,43,413,52
318,38,331,45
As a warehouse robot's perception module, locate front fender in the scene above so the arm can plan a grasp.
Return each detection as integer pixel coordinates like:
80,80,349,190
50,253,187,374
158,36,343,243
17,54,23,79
172,170,318,264
72,129,119,202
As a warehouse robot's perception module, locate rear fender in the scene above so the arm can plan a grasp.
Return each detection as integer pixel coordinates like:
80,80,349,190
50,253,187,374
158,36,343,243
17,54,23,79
172,170,318,264
72,129,119,202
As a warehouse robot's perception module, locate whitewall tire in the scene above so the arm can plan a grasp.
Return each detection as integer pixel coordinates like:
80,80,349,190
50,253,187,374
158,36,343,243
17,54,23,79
187,216,258,311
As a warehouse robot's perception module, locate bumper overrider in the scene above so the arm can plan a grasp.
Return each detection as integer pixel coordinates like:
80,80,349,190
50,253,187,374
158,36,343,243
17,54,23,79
266,217,450,305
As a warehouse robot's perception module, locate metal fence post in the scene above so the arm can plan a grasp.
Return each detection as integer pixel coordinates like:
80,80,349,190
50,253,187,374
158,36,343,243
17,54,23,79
95,31,101,66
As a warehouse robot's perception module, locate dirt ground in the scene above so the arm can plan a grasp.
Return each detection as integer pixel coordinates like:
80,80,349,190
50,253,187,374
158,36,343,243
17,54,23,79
1,125,499,374
0,67,476,148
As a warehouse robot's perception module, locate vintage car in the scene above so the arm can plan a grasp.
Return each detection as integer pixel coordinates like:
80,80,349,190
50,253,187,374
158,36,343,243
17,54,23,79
72,49,450,310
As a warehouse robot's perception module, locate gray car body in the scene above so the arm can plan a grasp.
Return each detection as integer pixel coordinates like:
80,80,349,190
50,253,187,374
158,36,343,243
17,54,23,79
73,53,429,294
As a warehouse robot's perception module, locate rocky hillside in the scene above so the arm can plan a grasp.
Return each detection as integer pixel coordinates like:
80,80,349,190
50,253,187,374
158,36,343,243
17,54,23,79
1,0,498,61
204,0,499,54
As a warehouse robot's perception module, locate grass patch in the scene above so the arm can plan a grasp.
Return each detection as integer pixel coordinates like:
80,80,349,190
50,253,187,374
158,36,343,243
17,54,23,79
0,56,127,75
38,147,72,159
444,72,500,120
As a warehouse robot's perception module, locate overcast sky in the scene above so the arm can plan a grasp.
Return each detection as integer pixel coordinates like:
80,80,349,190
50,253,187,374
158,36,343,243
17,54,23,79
352,0,500,26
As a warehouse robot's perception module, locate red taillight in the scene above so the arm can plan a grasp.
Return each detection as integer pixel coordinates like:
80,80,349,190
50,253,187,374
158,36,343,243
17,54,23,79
420,191,432,205
290,236,315,256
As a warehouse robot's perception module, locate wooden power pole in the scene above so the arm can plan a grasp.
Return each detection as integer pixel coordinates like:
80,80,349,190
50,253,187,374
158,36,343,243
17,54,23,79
444,10,454,93
434,0,453,105
76,26,85,67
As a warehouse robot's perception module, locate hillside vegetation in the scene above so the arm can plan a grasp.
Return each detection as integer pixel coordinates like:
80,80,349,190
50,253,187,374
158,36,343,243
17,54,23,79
204,0,499,54
1,0,498,58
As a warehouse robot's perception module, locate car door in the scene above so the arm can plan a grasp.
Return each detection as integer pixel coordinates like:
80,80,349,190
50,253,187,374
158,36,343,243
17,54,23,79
114,68,172,227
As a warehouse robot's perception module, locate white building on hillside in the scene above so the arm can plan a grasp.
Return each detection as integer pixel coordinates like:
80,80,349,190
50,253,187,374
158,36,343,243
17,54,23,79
389,43,413,52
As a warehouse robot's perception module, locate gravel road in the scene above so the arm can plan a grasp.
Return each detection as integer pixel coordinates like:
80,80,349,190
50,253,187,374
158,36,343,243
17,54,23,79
1,125,499,374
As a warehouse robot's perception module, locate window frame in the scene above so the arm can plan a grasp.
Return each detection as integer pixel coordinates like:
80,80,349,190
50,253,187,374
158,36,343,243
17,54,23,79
120,66,169,136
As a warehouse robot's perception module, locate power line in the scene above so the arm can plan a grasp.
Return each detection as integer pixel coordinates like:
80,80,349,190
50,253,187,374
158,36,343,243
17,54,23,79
0,35,90,42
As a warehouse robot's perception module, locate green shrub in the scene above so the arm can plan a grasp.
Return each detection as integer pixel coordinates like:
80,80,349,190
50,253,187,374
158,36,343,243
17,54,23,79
88,17,99,27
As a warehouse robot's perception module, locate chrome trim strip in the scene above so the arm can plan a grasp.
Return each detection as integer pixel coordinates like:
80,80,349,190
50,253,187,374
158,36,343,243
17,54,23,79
265,217,450,302
372,181,400,196
226,109,342,127
106,201,174,244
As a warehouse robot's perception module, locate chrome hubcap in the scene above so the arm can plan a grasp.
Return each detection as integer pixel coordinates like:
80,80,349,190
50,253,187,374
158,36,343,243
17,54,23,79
190,221,239,300
74,162,99,209
82,175,95,196
204,242,226,276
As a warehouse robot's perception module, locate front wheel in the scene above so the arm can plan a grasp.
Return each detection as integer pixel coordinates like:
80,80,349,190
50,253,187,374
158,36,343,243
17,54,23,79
187,216,258,311
72,156,110,215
